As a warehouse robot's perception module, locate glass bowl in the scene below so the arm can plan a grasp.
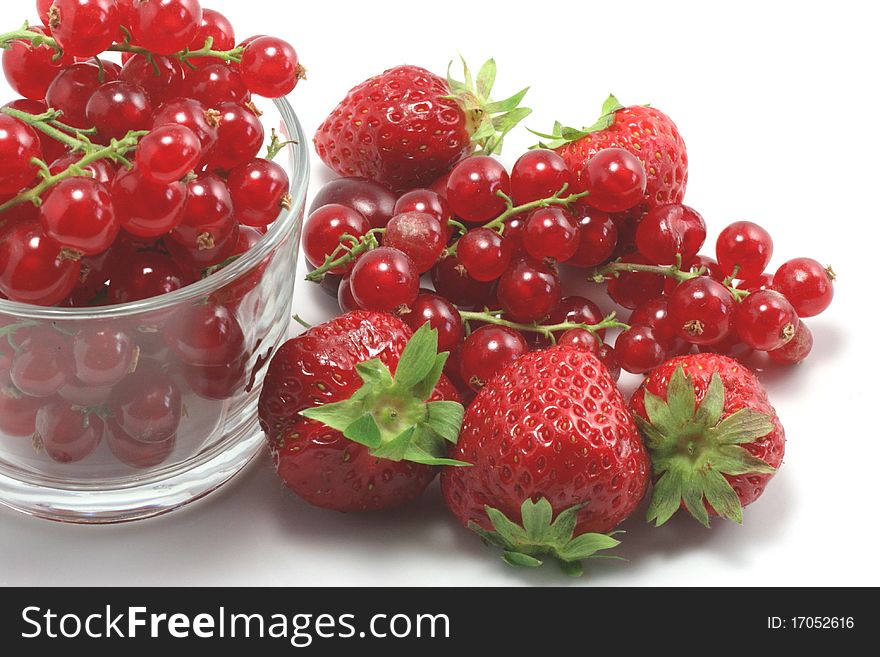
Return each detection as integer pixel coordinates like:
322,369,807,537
0,98,307,523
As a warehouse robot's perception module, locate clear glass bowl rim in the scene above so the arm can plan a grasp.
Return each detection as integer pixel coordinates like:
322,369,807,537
0,97,308,321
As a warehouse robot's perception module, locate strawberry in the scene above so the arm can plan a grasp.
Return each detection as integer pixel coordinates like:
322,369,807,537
630,353,785,527
532,95,688,210
441,345,650,575
258,312,465,512
313,59,530,192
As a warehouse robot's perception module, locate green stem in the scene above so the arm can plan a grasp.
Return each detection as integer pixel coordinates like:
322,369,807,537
591,259,750,301
305,229,384,283
483,184,590,233
265,129,297,161
458,310,629,344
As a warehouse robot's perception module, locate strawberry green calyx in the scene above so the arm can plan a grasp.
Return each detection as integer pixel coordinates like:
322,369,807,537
301,324,468,467
636,367,776,528
469,498,622,577
529,94,626,150
446,58,531,156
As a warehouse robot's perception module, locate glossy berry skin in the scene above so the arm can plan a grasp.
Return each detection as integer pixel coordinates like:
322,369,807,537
2,26,75,101
0,387,43,437
40,178,118,256
558,328,601,354
567,208,618,268
772,258,834,317
130,0,203,55
10,328,73,398
524,207,580,262
314,65,472,191
309,177,396,230
258,312,460,512
768,320,813,365
4,99,66,164
737,272,774,293
151,97,218,154
399,293,463,354
336,275,360,313
45,62,119,129
606,254,666,310
111,167,187,237
240,36,302,98
106,251,186,304
615,326,667,374
735,290,798,351
86,81,153,143
72,327,135,387
136,124,202,184
383,211,446,273
165,302,245,367
635,204,706,264
628,296,689,354
510,149,572,204
0,115,40,195
430,253,495,308
500,214,527,257
393,189,450,227
109,361,182,443
185,63,249,107
443,346,650,535
584,148,647,213
457,228,512,282
349,247,419,312
532,295,605,348
303,204,371,274
446,156,510,222
48,0,120,58
226,158,290,228
458,325,528,392
190,8,235,55
167,173,236,266
206,102,264,171
0,222,79,306
120,55,186,107
716,221,773,279
497,259,562,323
35,402,103,463
668,277,736,345
596,344,621,382
107,420,176,469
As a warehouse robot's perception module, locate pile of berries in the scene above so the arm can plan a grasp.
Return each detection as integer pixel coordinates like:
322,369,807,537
0,1,303,470
0,0,303,308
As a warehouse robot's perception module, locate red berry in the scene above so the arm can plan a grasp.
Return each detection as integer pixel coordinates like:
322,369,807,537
393,189,451,227
383,211,446,273
10,327,73,397
86,81,154,143
523,206,580,262
457,228,512,282
635,204,706,264
119,54,186,106
111,167,187,237
497,259,562,322
2,26,74,101
0,386,43,437
510,149,572,204
303,204,371,274
165,302,245,367
189,8,235,57
46,61,119,129
558,328,601,354
72,327,136,387
772,258,834,317
430,253,495,308
349,247,419,312
166,173,237,267
0,221,79,306
185,62,249,107
310,177,396,230
337,275,361,313
768,320,813,365
737,272,774,293
597,344,621,382
136,124,202,184
182,357,247,401
151,97,218,154
585,148,647,213
615,326,667,374
606,254,666,309
130,0,202,55
531,295,605,348
4,99,66,164
107,419,176,468
399,293,464,354
48,0,120,58
500,214,527,258
227,158,290,228
107,251,187,304
716,221,773,279
0,115,41,195
735,289,798,351
240,36,302,98
446,156,510,222
459,325,528,391
567,208,618,268
206,102,264,171
108,360,182,443
40,178,118,256
668,277,736,345
35,401,103,463
628,296,688,353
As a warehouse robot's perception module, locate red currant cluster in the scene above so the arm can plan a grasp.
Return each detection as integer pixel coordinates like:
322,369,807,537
305,146,833,393
0,0,303,308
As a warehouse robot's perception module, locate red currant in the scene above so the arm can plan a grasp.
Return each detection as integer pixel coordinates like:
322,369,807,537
0,386,42,437
1,26,74,101
49,0,120,58
510,149,572,204
567,208,618,268
206,101,264,171
606,254,666,310
399,293,464,354
48,153,116,185
459,325,528,391
716,221,773,279
558,328,601,354
597,344,621,382
72,326,136,387
532,295,605,348
523,206,580,263
165,302,245,367
36,402,104,463
107,419,176,468
615,326,667,374
106,251,187,304
45,61,119,129
185,62,249,107
772,258,834,317
736,272,774,293
337,275,361,313
303,204,371,274
628,296,689,354
735,289,798,351
240,36,302,98
668,276,736,345
349,247,419,312
310,177,396,230
226,158,290,228
130,0,202,55
0,221,79,306
0,115,41,195
182,357,247,401
109,360,182,443
111,167,187,237
457,228,512,282
136,124,202,184
584,148,646,213
383,211,446,274
446,156,510,223
394,189,451,228
635,204,706,264
497,259,562,322
40,178,118,256
119,54,186,106
430,253,496,308
768,320,813,365
85,81,153,143
3,99,66,164
189,8,235,58
10,327,73,397
166,173,237,267
151,97,218,154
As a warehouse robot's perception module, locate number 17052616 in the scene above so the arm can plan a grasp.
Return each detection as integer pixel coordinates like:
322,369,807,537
768,617,855,630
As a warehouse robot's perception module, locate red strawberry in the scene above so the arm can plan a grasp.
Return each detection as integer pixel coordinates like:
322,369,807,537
258,311,465,512
630,353,785,526
532,95,688,210
442,345,650,575
314,59,530,192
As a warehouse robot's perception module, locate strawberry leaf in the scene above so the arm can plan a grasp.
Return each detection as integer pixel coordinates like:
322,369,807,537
300,399,365,433
410,352,449,401
527,93,627,150
475,58,496,99
503,551,543,568
710,408,774,445
702,468,743,524
646,466,685,527
393,324,439,389
424,401,464,444
342,413,382,449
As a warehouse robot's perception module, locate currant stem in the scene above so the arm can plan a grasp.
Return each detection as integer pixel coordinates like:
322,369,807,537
458,310,629,343
265,129,297,161
483,183,590,233
304,229,384,283
591,259,750,301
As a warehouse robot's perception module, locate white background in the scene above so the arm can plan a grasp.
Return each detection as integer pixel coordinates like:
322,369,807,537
1,0,878,586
